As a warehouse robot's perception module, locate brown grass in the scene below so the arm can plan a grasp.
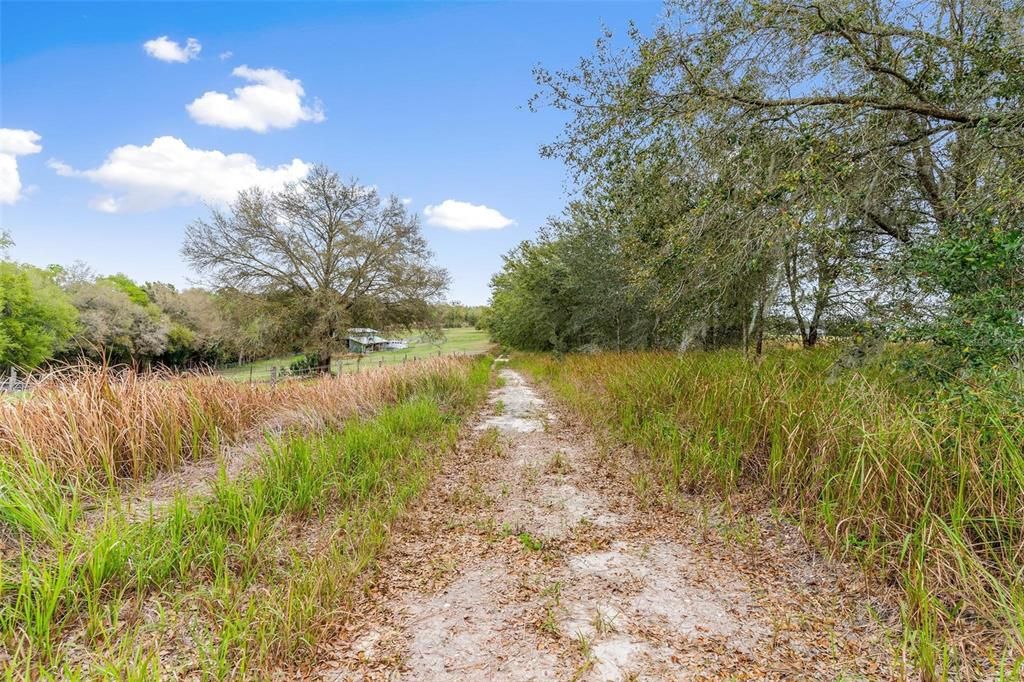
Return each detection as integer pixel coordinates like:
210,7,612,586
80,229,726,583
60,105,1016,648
0,358,471,487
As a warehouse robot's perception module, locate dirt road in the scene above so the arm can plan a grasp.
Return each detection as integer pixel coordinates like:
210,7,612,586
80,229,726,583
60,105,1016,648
317,365,900,680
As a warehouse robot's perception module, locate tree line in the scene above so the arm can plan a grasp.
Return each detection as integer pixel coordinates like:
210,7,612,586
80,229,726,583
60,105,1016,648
489,0,1023,373
1,166,474,372
0,251,254,370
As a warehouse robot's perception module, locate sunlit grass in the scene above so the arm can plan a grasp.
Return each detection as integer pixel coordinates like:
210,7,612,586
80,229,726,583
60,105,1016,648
0,356,491,677
516,349,1024,677
0,357,479,488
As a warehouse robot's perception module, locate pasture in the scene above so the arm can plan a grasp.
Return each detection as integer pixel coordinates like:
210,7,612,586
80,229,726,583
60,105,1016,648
217,327,492,382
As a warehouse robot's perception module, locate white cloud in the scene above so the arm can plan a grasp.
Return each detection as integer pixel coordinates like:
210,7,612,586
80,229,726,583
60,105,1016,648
89,196,123,213
50,135,310,213
0,128,42,205
0,129,43,156
143,36,202,63
186,65,325,132
423,199,515,231
47,159,73,176
219,51,233,61
401,197,412,205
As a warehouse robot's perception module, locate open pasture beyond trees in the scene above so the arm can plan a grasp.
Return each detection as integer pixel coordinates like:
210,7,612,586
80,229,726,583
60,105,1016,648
216,327,492,382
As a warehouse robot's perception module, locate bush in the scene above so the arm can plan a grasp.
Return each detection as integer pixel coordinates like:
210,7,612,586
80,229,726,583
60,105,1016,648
0,262,78,369
289,354,320,374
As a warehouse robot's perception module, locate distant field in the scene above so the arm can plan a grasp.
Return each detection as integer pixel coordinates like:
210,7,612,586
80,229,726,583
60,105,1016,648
218,327,492,381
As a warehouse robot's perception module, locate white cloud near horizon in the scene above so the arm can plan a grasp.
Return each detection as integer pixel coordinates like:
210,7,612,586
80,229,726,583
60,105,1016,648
0,128,43,205
423,199,515,231
49,136,310,213
143,36,202,63
186,65,325,132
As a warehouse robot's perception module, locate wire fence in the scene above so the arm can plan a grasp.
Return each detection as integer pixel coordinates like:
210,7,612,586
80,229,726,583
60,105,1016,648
0,367,27,394
212,349,487,385
0,350,489,397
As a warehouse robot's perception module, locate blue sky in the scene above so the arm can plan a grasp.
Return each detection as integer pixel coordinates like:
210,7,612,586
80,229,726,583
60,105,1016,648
1,1,660,305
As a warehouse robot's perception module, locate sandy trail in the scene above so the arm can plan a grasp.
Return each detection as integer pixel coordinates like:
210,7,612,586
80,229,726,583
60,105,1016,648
316,365,900,680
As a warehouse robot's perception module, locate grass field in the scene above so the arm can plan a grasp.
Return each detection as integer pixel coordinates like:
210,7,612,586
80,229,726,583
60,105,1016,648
217,327,492,381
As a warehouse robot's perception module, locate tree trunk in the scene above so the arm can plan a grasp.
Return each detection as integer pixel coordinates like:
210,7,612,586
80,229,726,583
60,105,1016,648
755,293,766,355
315,350,332,373
784,245,808,346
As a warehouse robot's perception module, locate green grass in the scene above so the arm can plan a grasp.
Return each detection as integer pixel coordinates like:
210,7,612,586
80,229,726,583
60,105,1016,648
515,349,1024,678
217,327,492,381
0,356,492,678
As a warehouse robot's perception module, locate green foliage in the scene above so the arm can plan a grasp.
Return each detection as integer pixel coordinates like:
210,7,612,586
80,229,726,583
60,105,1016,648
525,0,1024,365
147,284,253,366
909,217,1024,371
288,354,319,374
99,274,151,307
434,303,489,329
0,262,78,369
66,279,168,364
489,212,658,352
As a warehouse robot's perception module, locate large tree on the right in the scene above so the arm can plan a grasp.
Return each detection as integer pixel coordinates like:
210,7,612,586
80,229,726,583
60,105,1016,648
535,0,1023,365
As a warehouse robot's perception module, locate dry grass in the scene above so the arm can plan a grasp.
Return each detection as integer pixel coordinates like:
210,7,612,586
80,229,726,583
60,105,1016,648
0,358,472,487
0,356,492,678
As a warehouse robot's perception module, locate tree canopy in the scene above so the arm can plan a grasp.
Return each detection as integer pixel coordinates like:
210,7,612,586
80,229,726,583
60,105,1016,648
491,0,1024,369
183,164,449,367
0,262,78,370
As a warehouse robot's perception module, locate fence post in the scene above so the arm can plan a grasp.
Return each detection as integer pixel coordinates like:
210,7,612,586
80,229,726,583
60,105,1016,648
379,359,383,368
7,367,16,392
270,366,277,388
356,356,361,374
248,366,253,384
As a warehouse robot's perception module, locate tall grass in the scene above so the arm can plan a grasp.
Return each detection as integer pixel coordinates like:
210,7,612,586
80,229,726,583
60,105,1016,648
0,356,491,678
517,350,1024,676
0,359,475,487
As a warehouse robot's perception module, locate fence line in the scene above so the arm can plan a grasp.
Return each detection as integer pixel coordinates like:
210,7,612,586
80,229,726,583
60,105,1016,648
216,349,487,385
0,350,488,395
0,366,27,394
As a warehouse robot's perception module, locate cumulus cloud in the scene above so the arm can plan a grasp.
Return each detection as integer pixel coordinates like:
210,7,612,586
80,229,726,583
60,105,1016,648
47,159,73,176
186,65,325,132
423,199,515,231
143,36,202,63
49,136,310,213
0,128,42,205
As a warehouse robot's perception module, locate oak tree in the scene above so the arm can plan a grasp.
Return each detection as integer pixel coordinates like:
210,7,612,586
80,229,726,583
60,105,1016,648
183,165,448,369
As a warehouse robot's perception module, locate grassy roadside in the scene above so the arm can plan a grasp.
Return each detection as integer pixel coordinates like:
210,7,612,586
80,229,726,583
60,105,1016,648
515,350,1024,679
0,356,491,678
